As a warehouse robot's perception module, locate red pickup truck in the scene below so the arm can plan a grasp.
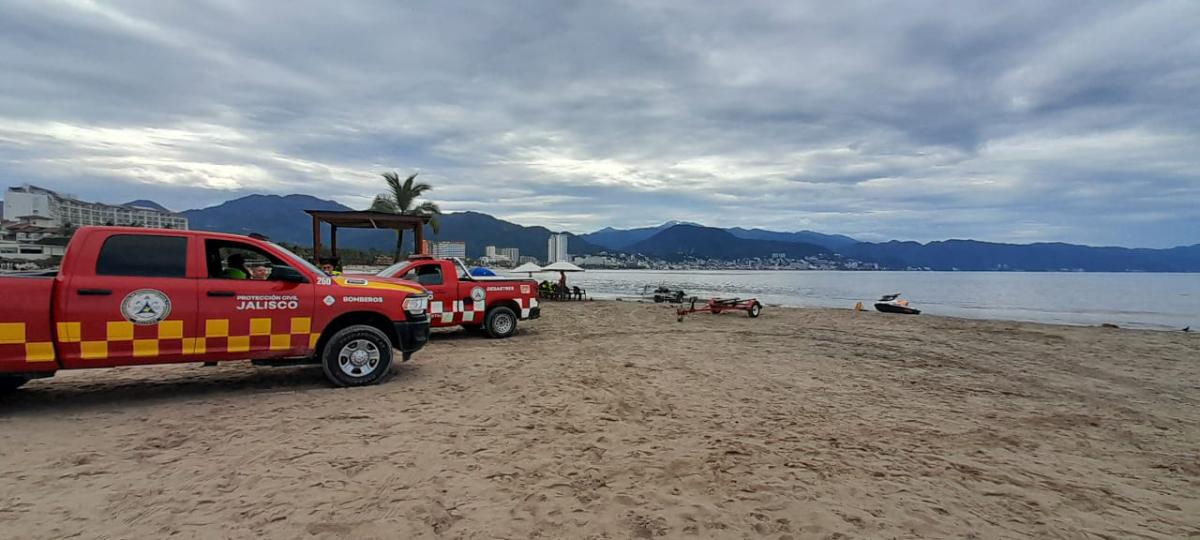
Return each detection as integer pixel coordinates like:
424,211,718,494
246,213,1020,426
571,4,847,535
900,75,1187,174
0,226,432,393
376,256,539,338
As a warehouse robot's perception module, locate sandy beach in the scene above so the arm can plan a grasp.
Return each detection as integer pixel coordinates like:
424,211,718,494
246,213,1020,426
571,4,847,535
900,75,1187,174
1,301,1197,539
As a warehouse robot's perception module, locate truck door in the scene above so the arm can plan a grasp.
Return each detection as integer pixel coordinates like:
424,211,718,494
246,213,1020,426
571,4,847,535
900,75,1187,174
397,262,449,324
195,239,315,360
397,261,481,325
58,233,199,369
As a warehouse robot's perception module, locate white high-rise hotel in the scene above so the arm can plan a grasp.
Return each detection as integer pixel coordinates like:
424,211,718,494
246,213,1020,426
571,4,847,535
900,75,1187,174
3,184,188,230
547,233,568,263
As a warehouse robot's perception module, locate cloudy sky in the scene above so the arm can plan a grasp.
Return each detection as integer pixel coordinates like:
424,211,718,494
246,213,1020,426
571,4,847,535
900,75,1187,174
1,1,1197,247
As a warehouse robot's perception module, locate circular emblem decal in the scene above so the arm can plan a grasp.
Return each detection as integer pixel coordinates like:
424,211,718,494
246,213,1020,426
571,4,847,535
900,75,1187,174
121,289,172,325
470,286,486,303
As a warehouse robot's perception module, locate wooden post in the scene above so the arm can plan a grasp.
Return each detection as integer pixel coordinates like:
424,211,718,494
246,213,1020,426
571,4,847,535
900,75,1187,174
413,220,425,255
311,215,322,264
330,225,338,260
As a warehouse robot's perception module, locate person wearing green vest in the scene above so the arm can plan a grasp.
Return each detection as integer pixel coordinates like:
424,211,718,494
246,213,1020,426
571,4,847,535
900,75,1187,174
220,254,249,279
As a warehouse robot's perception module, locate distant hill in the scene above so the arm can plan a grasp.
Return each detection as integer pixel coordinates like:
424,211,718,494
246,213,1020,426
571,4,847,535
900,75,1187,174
583,222,858,252
176,193,1200,270
123,199,171,212
181,194,602,261
726,227,859,251
425,211,603,259
581,221,699,249
627,224,828,261
846,240,1200,272
181,194,381,246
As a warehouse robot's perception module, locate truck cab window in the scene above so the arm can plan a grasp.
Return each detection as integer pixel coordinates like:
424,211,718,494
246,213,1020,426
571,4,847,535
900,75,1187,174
204,240,285,280
403,265,443,286
96,235,188,277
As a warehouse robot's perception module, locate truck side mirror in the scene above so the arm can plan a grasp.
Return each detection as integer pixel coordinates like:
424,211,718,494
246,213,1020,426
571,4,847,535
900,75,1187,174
271,265,310,283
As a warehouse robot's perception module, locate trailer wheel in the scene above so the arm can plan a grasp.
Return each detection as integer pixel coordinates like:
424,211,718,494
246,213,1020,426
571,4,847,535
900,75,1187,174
485,306,518,339
321,324,394,387
0,376,28,393
749,302,762,318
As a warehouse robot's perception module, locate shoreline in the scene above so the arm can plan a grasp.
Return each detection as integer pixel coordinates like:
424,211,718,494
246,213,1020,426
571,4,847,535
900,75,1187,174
595,296,1195,332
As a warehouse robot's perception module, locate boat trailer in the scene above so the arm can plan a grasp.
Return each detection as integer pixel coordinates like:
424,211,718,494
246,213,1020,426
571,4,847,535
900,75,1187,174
676,297,763,322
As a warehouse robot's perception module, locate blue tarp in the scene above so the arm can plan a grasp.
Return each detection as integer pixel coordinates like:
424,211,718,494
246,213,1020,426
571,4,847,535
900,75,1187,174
470,267,497,276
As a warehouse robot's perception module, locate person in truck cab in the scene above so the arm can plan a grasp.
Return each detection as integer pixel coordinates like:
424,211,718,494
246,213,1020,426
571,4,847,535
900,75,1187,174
220,254,250,279
400,264,443,286
248,260,272,280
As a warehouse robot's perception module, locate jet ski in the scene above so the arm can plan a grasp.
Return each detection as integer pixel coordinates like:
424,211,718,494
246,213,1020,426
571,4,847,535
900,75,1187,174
874,293,921,315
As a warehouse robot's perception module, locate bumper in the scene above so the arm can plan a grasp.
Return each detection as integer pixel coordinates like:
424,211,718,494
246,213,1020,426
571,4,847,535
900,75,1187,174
393,316,431,361
527,306,541,320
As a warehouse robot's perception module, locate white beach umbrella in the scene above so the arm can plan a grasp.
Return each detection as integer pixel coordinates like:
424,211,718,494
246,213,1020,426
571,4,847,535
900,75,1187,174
543,260,585,290
510,262,543,277
542,261,584,272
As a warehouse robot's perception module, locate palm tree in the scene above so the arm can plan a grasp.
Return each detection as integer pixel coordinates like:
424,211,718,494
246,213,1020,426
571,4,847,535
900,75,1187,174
370,171,442,262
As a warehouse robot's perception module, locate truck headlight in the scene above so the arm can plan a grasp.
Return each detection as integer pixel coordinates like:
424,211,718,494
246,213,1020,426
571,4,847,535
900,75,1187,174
403,295,430,316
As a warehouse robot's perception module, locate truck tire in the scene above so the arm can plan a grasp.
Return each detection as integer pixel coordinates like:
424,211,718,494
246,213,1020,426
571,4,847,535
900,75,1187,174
485,306,518,339
0,376,28,393
320,324,394,387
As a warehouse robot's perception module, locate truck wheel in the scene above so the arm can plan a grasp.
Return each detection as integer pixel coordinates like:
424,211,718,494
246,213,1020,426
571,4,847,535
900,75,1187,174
0,376,28,393
485,306,518,339
749,302,762,318
321,325,394,387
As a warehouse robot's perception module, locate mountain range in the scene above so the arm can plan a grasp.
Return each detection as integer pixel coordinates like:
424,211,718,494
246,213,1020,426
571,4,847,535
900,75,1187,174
624,224,829,261
581,222,858,252
180,194,602,259
150,193,1199,271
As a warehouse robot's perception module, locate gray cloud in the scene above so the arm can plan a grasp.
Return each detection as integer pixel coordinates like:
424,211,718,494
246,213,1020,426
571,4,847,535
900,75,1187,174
0,0,1197,247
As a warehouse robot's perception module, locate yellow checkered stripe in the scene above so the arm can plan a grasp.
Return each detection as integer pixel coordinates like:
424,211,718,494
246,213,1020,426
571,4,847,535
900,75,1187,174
51,317,321,361
0,322,56,363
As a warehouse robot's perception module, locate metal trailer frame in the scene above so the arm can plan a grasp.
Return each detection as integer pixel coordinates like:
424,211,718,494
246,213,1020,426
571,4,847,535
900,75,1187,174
676,297,763,322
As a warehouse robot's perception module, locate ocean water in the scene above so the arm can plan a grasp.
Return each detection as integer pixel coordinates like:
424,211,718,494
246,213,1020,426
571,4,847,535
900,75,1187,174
522,270,1200,330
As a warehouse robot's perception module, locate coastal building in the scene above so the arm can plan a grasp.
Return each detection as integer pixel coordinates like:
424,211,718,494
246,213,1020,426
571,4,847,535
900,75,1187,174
0,239,66,261
547,233,568,263
574,254,620,268
485,245,520,263
3,184,188,230
430,240,467,259
518,255,539,265
4,222,63,243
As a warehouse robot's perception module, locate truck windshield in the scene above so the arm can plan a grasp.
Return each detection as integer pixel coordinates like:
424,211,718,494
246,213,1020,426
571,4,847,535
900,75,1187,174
377,259,473,280
269,242,326,276
378,261,409,277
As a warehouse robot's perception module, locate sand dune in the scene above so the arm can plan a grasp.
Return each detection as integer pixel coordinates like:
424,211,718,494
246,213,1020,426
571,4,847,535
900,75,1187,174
1,301,1198,539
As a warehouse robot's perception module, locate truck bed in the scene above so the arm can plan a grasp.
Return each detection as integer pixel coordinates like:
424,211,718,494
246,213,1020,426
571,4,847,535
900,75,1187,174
463,275,536,282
